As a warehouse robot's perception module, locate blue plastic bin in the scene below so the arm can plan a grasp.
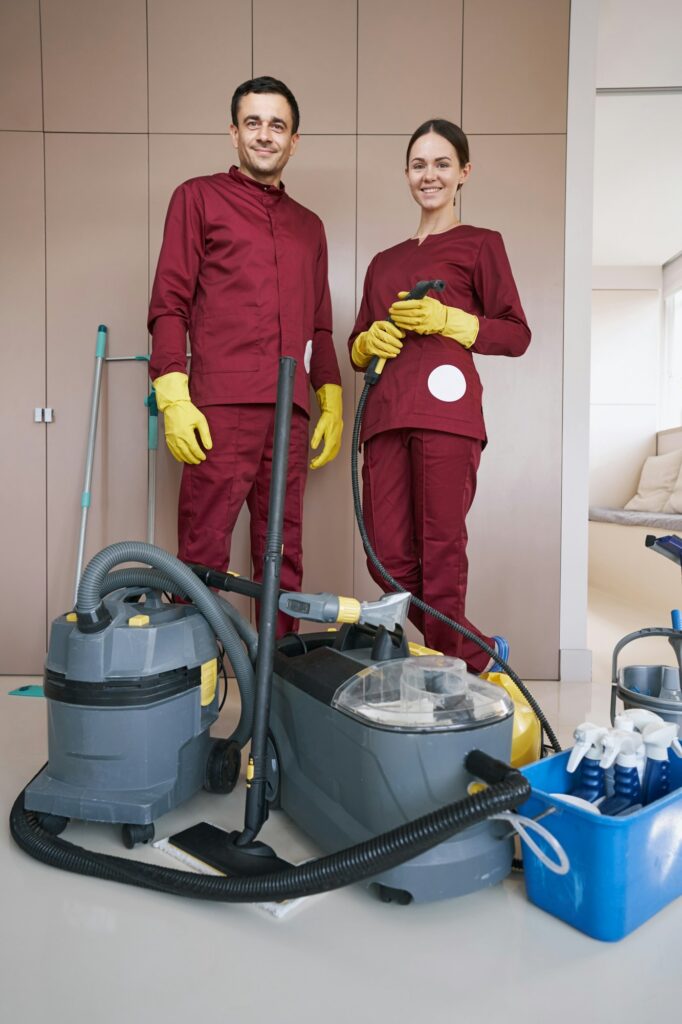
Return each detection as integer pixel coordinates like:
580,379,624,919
519,750,682,941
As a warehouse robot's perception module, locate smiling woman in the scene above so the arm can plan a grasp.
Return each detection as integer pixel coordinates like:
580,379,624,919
349,119,531,674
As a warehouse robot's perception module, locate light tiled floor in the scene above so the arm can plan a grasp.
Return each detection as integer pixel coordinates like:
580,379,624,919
2,587,681,1023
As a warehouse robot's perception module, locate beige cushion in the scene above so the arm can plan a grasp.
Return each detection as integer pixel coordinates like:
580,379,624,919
624,449,682,512
663,461,682,514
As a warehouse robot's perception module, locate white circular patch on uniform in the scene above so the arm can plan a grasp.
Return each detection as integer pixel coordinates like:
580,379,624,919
427,364,467,402
304,339,313,374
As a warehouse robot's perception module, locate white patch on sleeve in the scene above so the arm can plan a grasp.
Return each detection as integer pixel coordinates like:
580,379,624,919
427,365,467,403
304,340,313,375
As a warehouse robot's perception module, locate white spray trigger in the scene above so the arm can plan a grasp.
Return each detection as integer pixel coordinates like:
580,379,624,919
567,722,607,773
599,729,644,769
615,708,664,733
642,722,682,761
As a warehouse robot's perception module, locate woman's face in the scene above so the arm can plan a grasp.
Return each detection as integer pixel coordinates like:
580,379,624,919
405,131,471,212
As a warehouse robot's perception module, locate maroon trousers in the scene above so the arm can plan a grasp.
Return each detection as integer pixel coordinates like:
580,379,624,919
361,428,493,673
178,404,309,635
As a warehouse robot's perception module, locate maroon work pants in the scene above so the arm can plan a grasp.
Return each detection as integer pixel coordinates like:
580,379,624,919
177,404,309,635
361,428,493,673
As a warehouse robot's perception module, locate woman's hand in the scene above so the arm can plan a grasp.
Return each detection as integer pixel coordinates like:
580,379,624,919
389,293,479,348
351,320,405,367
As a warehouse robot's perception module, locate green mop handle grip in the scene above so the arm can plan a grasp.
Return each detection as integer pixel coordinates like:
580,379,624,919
145,388,158,450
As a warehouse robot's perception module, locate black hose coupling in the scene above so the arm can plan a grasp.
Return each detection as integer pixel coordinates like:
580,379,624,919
76,602,112,634
465,749,527,789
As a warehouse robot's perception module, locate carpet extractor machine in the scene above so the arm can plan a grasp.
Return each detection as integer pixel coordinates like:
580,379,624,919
11,286,562,907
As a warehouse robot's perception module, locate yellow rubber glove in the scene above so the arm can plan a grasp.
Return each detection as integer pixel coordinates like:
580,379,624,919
153,371,213,465
388,293,479,349
310,383,343,470
351,320,406,368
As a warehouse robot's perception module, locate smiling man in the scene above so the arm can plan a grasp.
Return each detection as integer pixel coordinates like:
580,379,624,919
148,77,343,632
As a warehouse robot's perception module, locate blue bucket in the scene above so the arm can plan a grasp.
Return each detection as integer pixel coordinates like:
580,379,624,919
520,750,682,941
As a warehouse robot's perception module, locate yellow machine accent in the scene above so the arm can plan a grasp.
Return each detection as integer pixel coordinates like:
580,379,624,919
200,658,218,706
128,614,150,627
481,672,541,768
226,570,241,578
66,613,77,623
337,597,362,624
246,757,255,786
408,641,442,656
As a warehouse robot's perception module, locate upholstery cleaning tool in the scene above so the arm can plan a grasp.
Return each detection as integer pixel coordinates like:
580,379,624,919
598,730,644,816
278,590,410,631
640,722,682,805
351,281,561,755
74,325,108,604
566,722,607,802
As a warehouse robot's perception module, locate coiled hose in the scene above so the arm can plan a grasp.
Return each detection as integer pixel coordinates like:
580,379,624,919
351,384,562,754
10,753,529,902
76,542,255,749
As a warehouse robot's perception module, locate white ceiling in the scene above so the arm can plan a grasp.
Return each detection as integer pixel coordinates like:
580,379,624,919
592,0,682,266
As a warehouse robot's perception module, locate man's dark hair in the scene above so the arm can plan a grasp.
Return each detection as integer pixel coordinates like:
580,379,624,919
231,77,300,134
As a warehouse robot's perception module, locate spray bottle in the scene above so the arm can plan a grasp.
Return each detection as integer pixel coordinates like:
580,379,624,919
614,709,664,782
640,722,682,805
599,730,644,816
566,722,608,802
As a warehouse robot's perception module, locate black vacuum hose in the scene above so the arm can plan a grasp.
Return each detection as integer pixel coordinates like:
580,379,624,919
10,753,529,902
351,382,562,754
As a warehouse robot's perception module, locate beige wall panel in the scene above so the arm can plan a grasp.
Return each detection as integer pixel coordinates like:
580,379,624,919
41,0,147,132
0,0,42,130
358,0,462,135
149,134,250,622
462,134,566,679
45,134,148,625
0,134,46,672
284,136,356,600
462,0,569,134
254,0,356,134
148,0,252,134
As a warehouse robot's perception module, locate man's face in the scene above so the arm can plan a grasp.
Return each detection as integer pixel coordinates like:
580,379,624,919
229,92,299,186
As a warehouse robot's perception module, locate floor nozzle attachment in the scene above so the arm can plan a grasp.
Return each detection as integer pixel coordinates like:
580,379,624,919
168,822,293,877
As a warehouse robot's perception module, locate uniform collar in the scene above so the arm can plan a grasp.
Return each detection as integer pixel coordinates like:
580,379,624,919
228,164,286,199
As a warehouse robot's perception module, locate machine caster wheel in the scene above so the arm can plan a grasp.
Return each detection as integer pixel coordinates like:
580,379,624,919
374,884,413,906
204,739,241,794
121,823,155,849
36,812,69,836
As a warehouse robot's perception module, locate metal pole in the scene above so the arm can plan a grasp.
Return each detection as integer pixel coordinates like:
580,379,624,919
146,387,158,545
74,325,108,604
238,356,296,844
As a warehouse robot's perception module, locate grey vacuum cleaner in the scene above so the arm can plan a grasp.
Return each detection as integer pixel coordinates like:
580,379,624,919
11,345,556,906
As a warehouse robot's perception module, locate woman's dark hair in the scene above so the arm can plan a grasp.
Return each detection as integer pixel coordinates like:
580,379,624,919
231,76,300,134
406,119,470,171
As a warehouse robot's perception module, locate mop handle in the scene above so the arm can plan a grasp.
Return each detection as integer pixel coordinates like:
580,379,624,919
74,325,108,605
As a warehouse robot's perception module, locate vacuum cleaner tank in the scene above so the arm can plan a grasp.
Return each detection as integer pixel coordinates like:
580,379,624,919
332,656,513,731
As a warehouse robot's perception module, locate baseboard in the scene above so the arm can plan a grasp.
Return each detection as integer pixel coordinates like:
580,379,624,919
560,648,592,683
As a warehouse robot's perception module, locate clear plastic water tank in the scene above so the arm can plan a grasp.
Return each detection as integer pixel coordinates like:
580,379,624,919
332,656,513,732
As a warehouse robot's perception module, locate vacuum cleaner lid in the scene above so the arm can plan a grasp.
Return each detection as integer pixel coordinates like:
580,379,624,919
332,656,513,732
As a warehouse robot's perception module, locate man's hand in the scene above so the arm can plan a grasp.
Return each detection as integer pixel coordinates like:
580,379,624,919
310,383,343,469
153,371,213,464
